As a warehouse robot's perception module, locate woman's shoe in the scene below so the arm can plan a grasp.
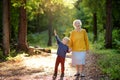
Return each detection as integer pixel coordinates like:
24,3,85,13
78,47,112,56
74,73,80,76
59,77,63,80
80,73,85,77
60,73,64,77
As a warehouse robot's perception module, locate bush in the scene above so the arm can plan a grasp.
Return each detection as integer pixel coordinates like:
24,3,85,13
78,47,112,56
112,29,120,49
0,50,23,61
88,31,105,50
0,51,6,61
27,31,49,47
95,49,120,80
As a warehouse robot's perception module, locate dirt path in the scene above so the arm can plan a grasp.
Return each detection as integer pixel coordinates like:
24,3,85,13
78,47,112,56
0,50,101,80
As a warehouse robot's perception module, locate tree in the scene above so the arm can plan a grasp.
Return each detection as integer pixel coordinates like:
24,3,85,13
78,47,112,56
105,0,112,48
47,10,53,46
112,1,120,29
93,12,97,42
2,0,10,55
17,0,28,52
0,1,2,45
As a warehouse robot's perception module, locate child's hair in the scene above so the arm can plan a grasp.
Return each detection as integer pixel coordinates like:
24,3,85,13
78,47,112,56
63,37,70,43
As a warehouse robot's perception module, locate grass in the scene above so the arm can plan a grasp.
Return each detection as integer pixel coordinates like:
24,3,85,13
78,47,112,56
93,49,120,80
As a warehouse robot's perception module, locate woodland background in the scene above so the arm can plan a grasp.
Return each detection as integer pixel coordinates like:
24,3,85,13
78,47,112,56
0,0,120,79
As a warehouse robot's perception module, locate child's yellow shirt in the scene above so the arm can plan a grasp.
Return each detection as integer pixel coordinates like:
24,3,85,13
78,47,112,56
69,29,89,51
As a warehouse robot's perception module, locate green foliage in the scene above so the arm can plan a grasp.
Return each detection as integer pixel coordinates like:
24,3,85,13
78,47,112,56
27,30,70,48
89,31,105,50
11,0,21,7
75,6,92,31
8,50,17,57
53,7,75,36
0,51,6,61
11,0,27,7
94,49,120,80
112,1,120,29
82,0,106,31
27,0,76,34
82,0,105,13
89,28,120,50
112,29,120,49
27,14,48,33
26,0,43,20
10,6,19,42
27,31,49,47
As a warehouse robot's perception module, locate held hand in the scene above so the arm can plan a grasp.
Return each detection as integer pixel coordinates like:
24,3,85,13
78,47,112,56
54,29,57,36
86,50,89,54
69,48,72,52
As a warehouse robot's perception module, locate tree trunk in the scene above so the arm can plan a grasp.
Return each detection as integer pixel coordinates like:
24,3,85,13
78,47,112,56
93,12,97,42
47,12,53,46
2,0,10,56
17,0,28,52
105,0,112,48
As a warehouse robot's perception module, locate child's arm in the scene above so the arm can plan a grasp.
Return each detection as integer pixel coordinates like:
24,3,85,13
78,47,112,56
54,29,61,44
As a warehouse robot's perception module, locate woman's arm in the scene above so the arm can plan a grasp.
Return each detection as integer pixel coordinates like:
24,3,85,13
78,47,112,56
84,29,89,53
68,32,73,50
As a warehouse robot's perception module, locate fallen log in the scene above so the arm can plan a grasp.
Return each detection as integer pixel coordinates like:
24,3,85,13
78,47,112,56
28,46,51,55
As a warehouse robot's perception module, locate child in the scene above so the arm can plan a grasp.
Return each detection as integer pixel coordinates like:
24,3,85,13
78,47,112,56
53,30,70,79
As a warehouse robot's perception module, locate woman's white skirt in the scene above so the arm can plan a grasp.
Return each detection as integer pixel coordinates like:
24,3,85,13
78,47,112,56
72,51,86,65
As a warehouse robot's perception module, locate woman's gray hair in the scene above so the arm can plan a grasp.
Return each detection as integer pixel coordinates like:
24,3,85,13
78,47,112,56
73,19,82,28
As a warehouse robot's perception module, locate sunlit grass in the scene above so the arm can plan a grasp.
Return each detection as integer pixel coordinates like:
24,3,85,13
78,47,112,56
6,52,27,62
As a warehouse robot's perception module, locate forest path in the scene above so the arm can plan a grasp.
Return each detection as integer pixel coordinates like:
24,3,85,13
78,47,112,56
0,49,102,80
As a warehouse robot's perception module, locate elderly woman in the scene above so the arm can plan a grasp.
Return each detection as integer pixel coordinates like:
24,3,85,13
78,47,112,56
69,19,89,77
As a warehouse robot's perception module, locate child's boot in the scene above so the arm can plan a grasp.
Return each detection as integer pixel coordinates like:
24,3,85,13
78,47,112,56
52,72,57,80
59,73,64,80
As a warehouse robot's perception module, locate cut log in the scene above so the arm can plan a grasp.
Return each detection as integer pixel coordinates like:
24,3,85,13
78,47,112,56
28,46,51,55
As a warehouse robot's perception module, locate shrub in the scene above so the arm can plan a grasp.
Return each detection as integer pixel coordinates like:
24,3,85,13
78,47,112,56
89,31,105,50
27,31,49,47
112,29,120,49
96,49,120,80
0,51,6,61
